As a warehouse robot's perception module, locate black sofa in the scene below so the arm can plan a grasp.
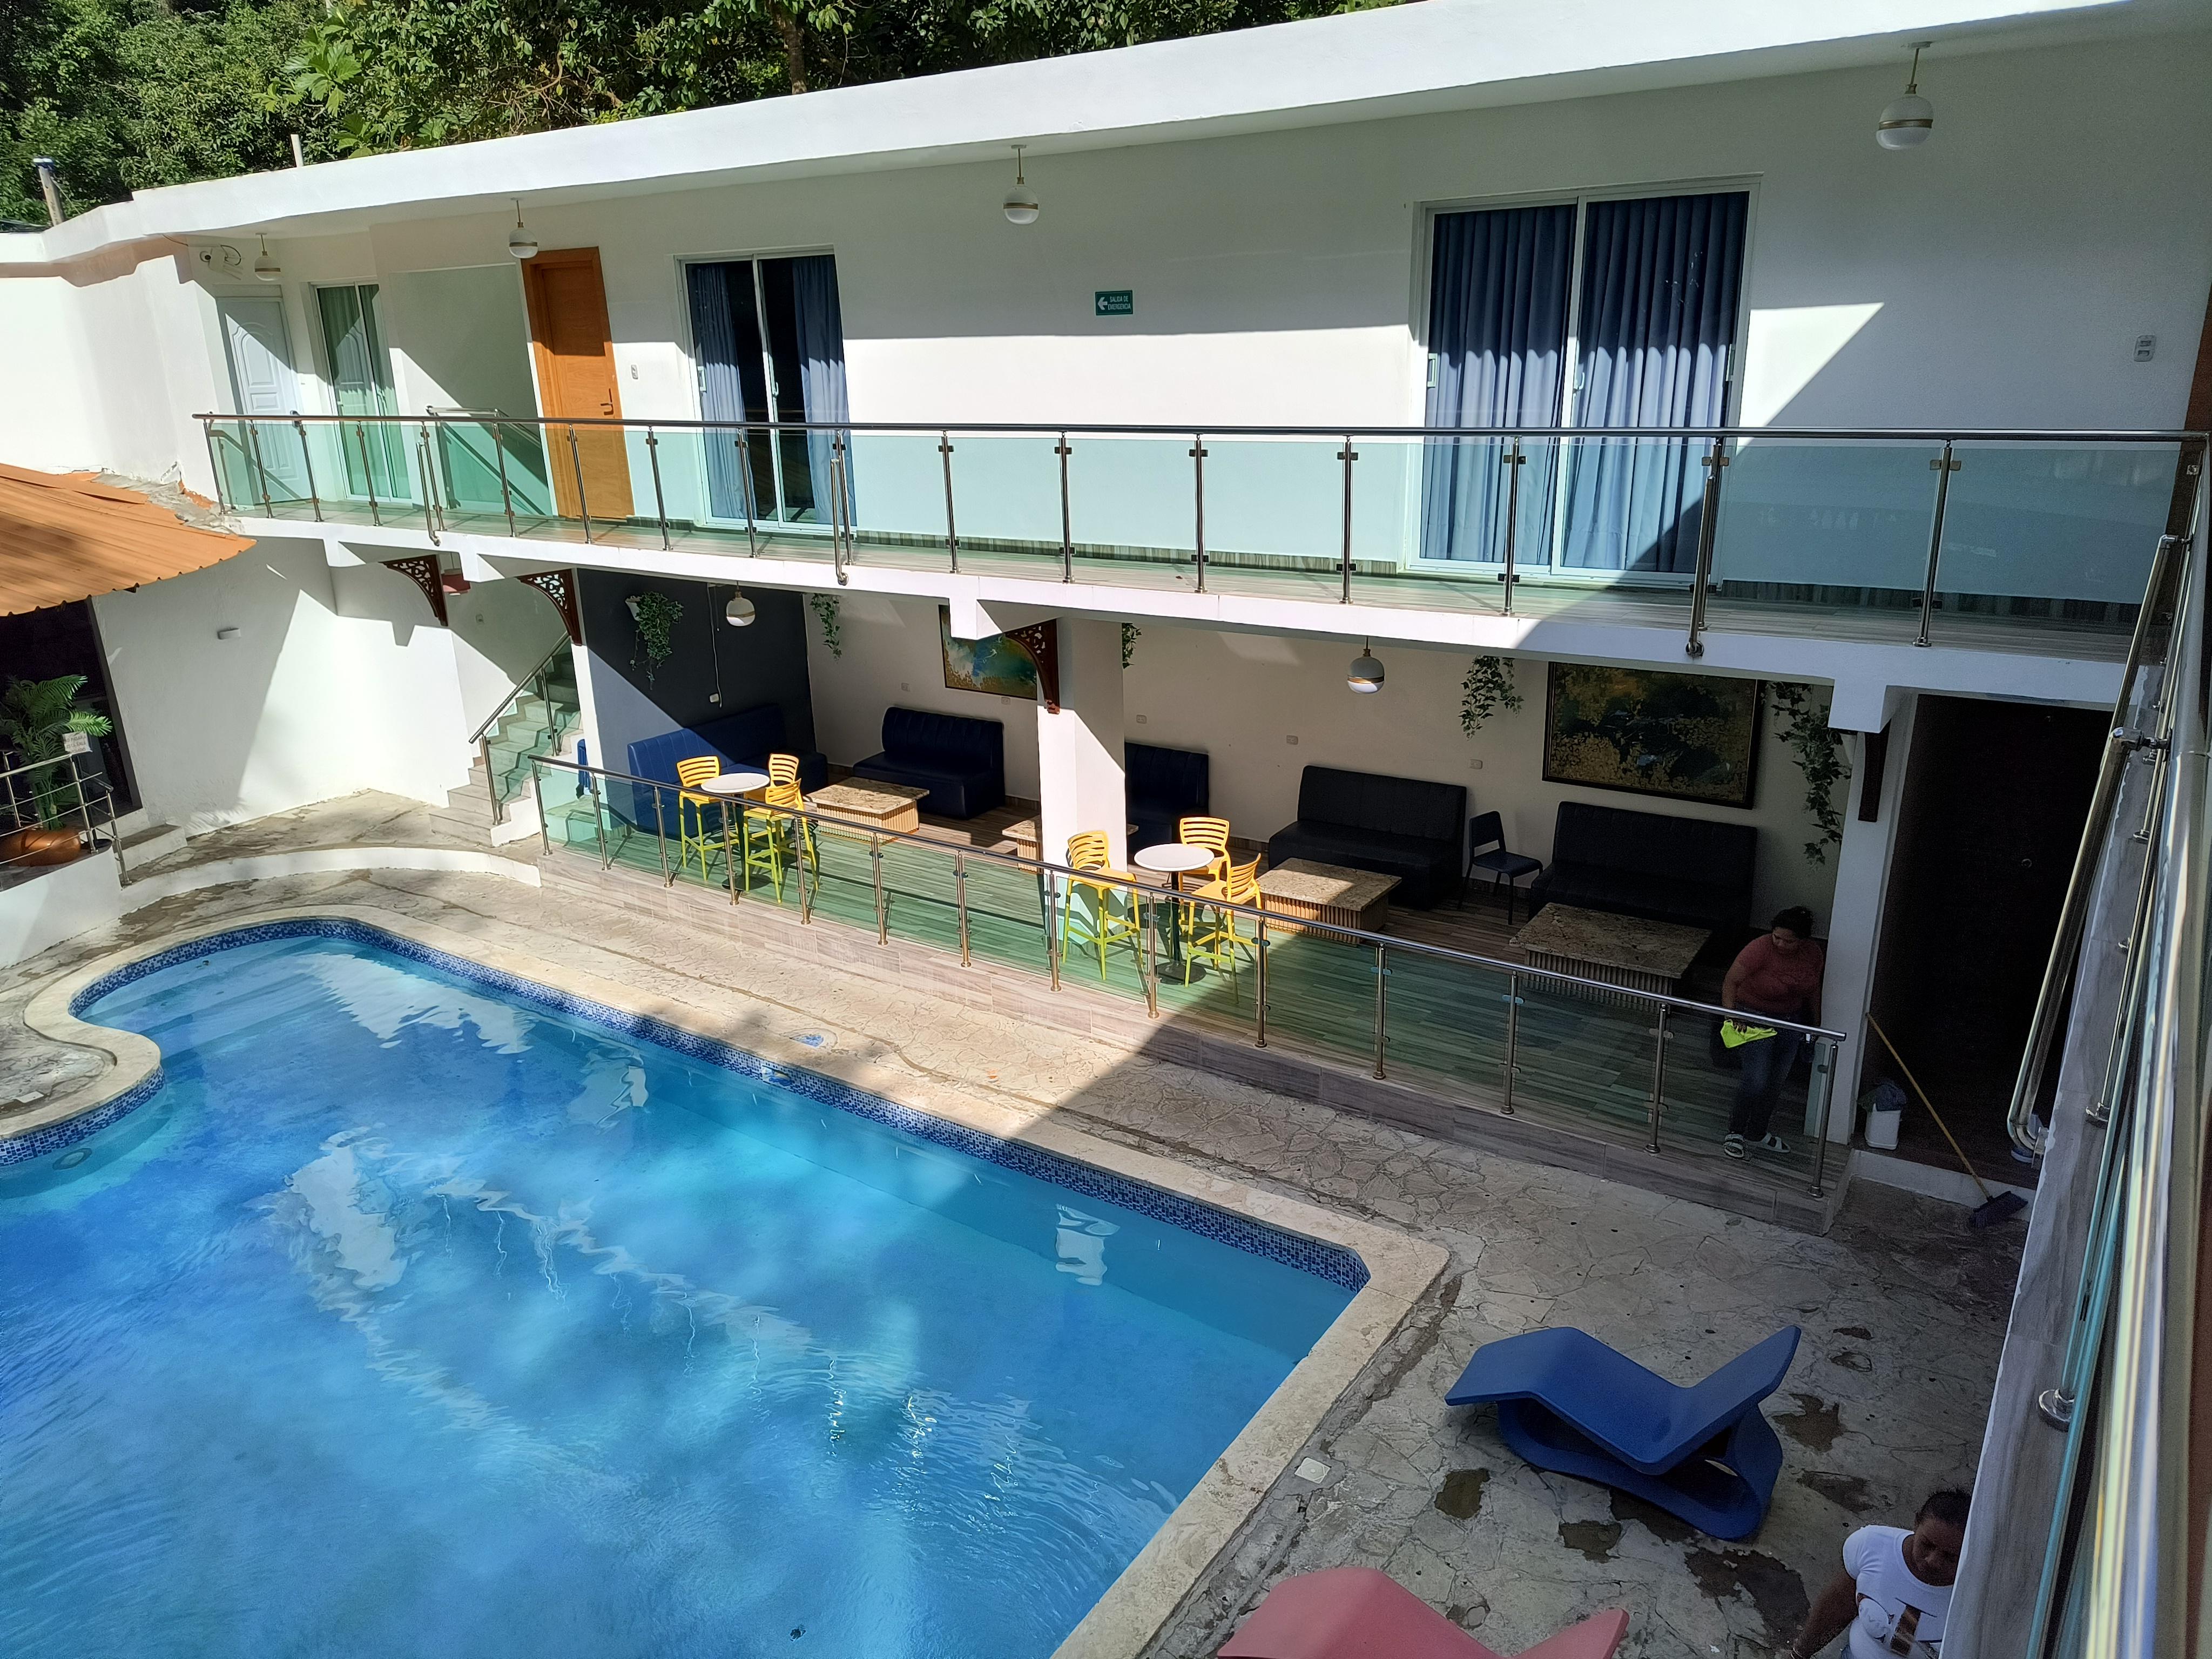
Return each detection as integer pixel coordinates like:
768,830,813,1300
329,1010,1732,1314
621,704,826,830
1264,766,1467,908
850,706,1006,819
1127,743,1210,852
1528,801,1757,937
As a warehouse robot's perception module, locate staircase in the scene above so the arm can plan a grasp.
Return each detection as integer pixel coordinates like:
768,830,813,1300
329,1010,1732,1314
431,656,581,847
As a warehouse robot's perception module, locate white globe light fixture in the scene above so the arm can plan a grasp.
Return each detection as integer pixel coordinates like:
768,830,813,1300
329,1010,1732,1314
1877,42,1935,149
1347,641,1385,695
724,590,757,628
508,199,539,260
1002,145,1039,226
252,234,282,283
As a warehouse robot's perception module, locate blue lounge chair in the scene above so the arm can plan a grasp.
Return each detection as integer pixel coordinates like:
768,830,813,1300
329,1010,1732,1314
1494,1398,1785,1541
1444,1325,1800,1474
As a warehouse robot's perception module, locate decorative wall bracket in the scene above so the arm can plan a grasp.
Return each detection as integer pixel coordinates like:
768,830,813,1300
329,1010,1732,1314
518,568,583,645
385,554,448,626
1003,621,1061,713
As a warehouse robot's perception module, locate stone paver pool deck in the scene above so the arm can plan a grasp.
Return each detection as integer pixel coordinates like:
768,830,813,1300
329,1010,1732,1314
3,820,2019,1659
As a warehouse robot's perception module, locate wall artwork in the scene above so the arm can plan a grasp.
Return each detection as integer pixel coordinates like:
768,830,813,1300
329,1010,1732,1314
1542,664,1761,808
939,606,1039,699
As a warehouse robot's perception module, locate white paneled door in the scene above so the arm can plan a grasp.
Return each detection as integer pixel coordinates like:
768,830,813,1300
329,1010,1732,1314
218,298,309,503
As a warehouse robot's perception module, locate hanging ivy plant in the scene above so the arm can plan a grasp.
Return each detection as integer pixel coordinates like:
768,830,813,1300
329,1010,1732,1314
626,591,682,684
1120,622,1141,669
1770,681,1850,865
1459,655,1523,734
811,593,843,658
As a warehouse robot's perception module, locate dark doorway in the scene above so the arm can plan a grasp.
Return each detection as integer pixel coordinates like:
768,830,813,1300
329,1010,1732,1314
0,600,139,816
1867,695,2107,1183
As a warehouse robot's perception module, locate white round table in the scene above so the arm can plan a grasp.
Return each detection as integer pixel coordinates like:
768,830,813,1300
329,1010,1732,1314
697,771,772,798
1132,842,1220,969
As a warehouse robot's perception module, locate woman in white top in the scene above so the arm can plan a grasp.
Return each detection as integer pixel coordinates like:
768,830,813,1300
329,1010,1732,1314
1788,1488,1970,1658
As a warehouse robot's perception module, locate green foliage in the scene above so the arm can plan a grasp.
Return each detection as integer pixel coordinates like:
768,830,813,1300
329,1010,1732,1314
2,0,312,227
9,0,1401,214
626,591,683,682
1,675,114,827
1120,621,1140,669
1769,681,1850,865
811,594,842,658
1458,655,1522,734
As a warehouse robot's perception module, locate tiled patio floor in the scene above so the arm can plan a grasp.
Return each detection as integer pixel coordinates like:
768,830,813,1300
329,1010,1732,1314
2,813,2020,1658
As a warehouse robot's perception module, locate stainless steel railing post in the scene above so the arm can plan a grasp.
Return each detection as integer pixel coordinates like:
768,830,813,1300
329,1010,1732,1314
568,424,594,542
589,771,609,868
1372,945,1388,1080
1500,439,1525,617
1141,892,1158,1016
1047,870,1063,991
832,436,851,586
355,423,382,525
652,787,673,885
1683,436,1728,659
294,417,322,521
645,425,670,549
955,853,971,965
724,805,740,904
493,419,516,536
1255,913,1270,1047
416,425,442,546
871,832,887,943
245,420,275,515
1808,1036,1833,1197
798,818,815,924
940,431,960,572
201,417,227,512
1338,436,1358,603
1501,972,1521,1114
1917,440,1961,648
479,736,499,824
1058,431,1074,582
1191,433,1208,594
532,759,550,857
1646,1005,1670,1152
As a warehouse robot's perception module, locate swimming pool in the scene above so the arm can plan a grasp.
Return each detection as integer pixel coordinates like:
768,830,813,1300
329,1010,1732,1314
1,921,1365,1658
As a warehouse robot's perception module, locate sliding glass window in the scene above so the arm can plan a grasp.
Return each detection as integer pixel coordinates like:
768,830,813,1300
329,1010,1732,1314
685,255,849,528
314,284,410,503
1420,188,1749,577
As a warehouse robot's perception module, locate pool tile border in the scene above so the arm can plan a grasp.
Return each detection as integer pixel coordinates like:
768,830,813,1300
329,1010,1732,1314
64,916,1368,1292
18,902,1447,1659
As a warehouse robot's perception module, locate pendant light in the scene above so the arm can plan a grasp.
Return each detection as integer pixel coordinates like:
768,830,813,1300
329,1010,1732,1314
1877,42,1935,149
1347,640,1385,694
251,234,282,283
1002,145,1040,226
724,590,757,628
507,199,538,260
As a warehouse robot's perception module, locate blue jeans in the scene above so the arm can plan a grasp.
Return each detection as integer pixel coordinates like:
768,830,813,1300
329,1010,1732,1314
1728,1031,1805,1141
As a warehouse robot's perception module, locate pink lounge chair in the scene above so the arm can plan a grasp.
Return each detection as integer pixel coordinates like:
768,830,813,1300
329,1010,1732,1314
1218,1567,1629,1659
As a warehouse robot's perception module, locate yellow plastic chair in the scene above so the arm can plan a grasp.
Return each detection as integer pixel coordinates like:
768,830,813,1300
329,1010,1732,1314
1184,852,1264,994
1059,832,1143,981
767,752,800,787
675,755,727,880
1177,815,1232,886
743,780,815,900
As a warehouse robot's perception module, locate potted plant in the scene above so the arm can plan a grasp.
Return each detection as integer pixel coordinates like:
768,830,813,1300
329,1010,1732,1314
0,675,115,868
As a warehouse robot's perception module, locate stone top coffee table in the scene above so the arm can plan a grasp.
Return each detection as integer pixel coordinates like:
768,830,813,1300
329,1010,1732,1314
1512,902,1709,1001
1256,859,1400,940
806,780,928,835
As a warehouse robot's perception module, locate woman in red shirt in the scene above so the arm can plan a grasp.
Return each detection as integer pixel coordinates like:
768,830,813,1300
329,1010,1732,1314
1722,905,1825,1159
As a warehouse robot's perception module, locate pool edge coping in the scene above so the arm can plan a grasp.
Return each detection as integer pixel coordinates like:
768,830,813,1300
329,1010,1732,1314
16,900,1449,1659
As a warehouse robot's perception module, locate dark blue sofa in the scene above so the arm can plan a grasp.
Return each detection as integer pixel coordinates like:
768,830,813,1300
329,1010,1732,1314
1127,742,1210,852
1264,766,1467,908
621,704,826,830
1528,801,1756,937
849,707,1004,819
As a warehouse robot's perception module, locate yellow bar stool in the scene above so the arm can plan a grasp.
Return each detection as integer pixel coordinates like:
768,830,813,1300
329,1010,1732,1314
767,752,801,787
1176,814,1232,928
675,755,727,880
1059,832,1143,981
1184,852,1264,995
743,780,814,900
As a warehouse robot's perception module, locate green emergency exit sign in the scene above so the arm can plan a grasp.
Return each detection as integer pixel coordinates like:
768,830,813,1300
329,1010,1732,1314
1094,289,1134,317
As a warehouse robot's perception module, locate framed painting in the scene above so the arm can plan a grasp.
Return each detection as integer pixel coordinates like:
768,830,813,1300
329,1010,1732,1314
1542,664,1761,808
939,606,1039,698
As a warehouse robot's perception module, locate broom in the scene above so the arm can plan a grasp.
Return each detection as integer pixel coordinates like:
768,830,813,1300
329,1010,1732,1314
1866,1015,2029,1229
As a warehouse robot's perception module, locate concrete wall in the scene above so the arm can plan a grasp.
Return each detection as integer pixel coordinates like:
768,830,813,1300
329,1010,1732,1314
90,537,474,834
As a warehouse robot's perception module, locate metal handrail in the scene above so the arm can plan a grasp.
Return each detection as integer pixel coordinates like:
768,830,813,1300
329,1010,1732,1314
199,410,2208,443
467,637,575,746
0,751,128,884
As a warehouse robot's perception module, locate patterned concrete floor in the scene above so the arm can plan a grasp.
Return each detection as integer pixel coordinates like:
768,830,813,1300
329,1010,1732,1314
3,837,2021,1659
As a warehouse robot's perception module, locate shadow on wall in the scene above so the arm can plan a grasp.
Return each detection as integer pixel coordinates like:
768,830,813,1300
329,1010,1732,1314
89,538,472,833
575,571,817,772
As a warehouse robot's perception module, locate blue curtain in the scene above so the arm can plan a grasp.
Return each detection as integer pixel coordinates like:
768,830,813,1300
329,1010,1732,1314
1419,204,1573,563
1559,191,1748,573
789,255,853,525
686,261,752,522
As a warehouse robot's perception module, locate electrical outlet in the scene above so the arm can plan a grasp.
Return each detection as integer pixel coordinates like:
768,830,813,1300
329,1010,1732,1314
1469,758,1484,770
1134,713,1148,724
900,682,910,691
1286,734,1299,746
2134,334,2157,362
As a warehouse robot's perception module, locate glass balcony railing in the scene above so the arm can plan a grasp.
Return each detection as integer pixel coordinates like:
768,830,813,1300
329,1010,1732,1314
202,413,2203,654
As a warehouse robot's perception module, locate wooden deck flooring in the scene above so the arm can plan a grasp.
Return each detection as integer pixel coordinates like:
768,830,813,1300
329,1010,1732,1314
541,793,1832,1201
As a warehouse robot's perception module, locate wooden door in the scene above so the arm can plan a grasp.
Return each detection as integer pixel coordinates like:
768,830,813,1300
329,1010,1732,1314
521,248,634,521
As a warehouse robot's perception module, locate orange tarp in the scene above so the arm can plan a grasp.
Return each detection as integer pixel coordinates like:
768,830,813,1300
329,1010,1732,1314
0,462,254,617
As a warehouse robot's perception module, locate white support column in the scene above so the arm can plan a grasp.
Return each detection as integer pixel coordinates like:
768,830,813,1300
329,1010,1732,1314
1036,617,1128,872
1815,691,1920,1142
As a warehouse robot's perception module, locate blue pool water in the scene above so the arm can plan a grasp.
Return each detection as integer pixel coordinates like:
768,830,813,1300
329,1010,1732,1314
0,926,1361,1658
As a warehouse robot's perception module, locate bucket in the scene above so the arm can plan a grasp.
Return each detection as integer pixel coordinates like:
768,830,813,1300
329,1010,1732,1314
1862,1080,1907,1150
